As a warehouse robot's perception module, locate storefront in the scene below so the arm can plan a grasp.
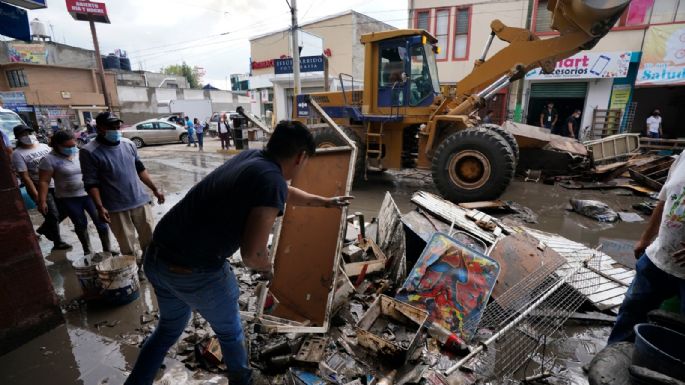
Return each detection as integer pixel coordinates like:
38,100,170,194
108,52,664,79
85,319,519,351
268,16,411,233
522,51,633,135
633,24,685,139
0,91,35,126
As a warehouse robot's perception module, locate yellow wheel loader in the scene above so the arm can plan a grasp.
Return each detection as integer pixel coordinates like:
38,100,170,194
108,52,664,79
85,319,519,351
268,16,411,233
296,0,631,202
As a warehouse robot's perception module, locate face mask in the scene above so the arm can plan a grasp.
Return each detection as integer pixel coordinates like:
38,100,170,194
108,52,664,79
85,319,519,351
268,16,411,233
104,130,122,142
19,134,38,145
60,146,79,156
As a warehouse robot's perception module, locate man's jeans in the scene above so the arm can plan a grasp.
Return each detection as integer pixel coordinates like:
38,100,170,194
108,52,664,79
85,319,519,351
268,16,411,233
124,253,252,385
608,254,685,344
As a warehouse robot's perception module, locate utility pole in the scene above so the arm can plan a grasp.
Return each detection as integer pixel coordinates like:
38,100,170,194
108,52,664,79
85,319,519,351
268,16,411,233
89,17,112,111
289,0,301,95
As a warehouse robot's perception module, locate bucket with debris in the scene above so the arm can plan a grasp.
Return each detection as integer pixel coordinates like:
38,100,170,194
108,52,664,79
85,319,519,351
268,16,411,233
96,255,140,305
72,257,101,299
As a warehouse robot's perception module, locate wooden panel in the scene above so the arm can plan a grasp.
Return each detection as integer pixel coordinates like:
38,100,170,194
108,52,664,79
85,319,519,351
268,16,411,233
267,148,352,327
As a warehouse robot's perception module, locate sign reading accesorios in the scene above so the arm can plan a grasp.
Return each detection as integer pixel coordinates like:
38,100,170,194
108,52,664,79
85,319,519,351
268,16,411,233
526,51,631,80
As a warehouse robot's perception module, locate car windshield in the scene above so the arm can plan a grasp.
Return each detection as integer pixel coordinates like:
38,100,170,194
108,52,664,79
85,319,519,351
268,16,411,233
0,111,24,142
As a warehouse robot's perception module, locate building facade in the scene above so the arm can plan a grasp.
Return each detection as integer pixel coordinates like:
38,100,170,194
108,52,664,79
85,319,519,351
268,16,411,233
408,0,685,138
249,10,396,122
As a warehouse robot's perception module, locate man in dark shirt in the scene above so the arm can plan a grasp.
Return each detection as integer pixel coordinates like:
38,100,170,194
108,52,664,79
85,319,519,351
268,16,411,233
539,102,558,133
564,109,582,139
124,121,352,385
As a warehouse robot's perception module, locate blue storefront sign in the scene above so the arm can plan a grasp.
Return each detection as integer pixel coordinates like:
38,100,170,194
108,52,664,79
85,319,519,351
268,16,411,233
274,55,325,75
0,91,32,112
2,0,48,10
0,2,31,42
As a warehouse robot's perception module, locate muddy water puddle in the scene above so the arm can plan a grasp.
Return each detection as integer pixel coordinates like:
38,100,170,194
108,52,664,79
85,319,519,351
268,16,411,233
1,145,648,384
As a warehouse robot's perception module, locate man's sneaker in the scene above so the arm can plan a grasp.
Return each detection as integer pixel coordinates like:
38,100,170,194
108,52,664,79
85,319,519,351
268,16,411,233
52,242,72,251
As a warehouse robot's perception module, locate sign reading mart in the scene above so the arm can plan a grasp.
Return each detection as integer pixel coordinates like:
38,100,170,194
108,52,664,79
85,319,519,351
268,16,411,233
526,51,631,80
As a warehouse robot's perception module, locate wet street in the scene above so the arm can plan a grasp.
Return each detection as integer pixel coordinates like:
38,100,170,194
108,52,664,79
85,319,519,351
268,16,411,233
0,137,648,384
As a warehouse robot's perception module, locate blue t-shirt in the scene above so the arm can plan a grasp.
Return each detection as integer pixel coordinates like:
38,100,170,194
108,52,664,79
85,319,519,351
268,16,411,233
153,149,288,268
80,137,150,212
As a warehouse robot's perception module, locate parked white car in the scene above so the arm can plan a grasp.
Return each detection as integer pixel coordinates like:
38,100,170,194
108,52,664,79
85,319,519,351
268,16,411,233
0,107,26,147
122,119,187,148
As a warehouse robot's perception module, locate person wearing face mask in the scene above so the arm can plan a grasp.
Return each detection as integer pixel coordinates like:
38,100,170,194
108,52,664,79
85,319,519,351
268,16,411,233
79,112,165,260
564,109,582,139
646,109,663,139
11,125,71,250
38,130,112,256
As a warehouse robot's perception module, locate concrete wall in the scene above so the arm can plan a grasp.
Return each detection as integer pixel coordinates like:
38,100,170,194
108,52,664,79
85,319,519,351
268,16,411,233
0,63,119,107
0,41,96,68
250,11,395,82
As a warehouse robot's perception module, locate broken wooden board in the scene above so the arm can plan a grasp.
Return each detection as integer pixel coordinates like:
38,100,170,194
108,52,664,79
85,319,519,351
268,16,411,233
262,147,354,333
628,156,675,191
343,238,388,277
458,200,508,210
487,232,566,299
377,192,406,283
410,191,506,246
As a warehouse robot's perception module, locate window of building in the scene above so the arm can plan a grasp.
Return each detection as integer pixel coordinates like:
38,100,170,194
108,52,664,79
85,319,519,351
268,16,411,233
435,8,450,60
453,7,470,60
6,69,28,88
619,0,684,26
416,10,430,30
534,0,553,32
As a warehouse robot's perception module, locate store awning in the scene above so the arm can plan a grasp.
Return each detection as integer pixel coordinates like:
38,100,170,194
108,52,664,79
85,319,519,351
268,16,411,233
636,25,685,87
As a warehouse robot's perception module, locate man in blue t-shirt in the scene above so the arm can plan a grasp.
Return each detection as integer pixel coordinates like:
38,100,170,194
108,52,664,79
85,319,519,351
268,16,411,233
80,112,165,257
125,121,352,385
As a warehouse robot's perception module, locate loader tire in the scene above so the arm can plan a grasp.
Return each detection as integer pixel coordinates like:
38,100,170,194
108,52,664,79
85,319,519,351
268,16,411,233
480,123,519,163
431,128,515,203
312,126,365,181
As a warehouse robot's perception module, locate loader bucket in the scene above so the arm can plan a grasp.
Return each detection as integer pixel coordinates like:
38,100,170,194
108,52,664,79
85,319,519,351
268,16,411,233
549,0,631,37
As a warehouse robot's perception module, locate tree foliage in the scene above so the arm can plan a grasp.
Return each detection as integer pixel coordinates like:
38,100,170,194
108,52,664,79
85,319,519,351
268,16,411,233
160,62,201,88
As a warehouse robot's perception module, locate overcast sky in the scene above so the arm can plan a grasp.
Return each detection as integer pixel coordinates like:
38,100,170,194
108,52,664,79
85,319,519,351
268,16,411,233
23,0,408,89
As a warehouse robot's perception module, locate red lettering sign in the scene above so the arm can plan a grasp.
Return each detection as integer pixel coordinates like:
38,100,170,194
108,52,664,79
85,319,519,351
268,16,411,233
66,0,110,23
251,59,274,70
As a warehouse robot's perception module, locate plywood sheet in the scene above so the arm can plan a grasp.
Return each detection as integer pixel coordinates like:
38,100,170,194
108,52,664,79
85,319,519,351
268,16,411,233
266,148,352,327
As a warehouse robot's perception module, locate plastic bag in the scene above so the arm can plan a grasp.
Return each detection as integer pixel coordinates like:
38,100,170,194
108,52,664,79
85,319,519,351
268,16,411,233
570,199,619,222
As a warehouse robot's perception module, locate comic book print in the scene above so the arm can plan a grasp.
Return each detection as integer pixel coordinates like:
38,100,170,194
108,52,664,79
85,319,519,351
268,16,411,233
396,233,499,342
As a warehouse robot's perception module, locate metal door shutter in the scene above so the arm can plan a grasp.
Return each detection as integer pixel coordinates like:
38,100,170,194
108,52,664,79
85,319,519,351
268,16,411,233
530,82,588,98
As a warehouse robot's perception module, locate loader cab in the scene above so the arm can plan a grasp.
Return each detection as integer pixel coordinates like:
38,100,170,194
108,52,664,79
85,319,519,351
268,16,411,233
374,33,440,110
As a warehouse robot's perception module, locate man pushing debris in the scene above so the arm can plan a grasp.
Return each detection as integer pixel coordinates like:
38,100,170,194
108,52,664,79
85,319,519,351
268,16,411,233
608,153,685,344
124,121,353,385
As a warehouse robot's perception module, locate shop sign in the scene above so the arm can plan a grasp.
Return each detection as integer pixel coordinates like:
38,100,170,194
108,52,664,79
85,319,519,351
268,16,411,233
8,42,47,64
296,95,309,117
636,25,685,86
0,91,28,106
66,0,110,23
609,84,632,110
525,51,631,80
274,55,324,75
0,2,30,41
2,0,47,10
251,59,274,70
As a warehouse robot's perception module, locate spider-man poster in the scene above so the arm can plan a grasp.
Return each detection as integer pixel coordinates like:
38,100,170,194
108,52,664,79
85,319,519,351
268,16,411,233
396,233,499,342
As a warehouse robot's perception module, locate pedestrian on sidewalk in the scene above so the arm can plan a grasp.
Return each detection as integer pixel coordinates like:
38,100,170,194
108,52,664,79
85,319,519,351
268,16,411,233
37,130,112,255
12,124,71,251
124,121,353,385
645,109,663,139
563,109,581,139
80,112,165,259
193,118,204,151
184,116,196,147
539,102,558,133
218,113,231,150
608,153,685,344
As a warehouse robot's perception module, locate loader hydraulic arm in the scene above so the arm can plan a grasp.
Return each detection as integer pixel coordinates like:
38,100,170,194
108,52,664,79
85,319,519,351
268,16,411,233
445,0,630,116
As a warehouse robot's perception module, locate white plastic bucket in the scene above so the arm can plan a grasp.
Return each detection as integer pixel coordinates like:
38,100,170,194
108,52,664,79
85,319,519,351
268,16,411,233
96,255,140,305
72,257,101,299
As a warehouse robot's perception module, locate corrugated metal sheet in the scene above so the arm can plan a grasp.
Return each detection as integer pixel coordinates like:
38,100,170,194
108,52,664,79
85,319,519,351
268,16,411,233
524,227,633,313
